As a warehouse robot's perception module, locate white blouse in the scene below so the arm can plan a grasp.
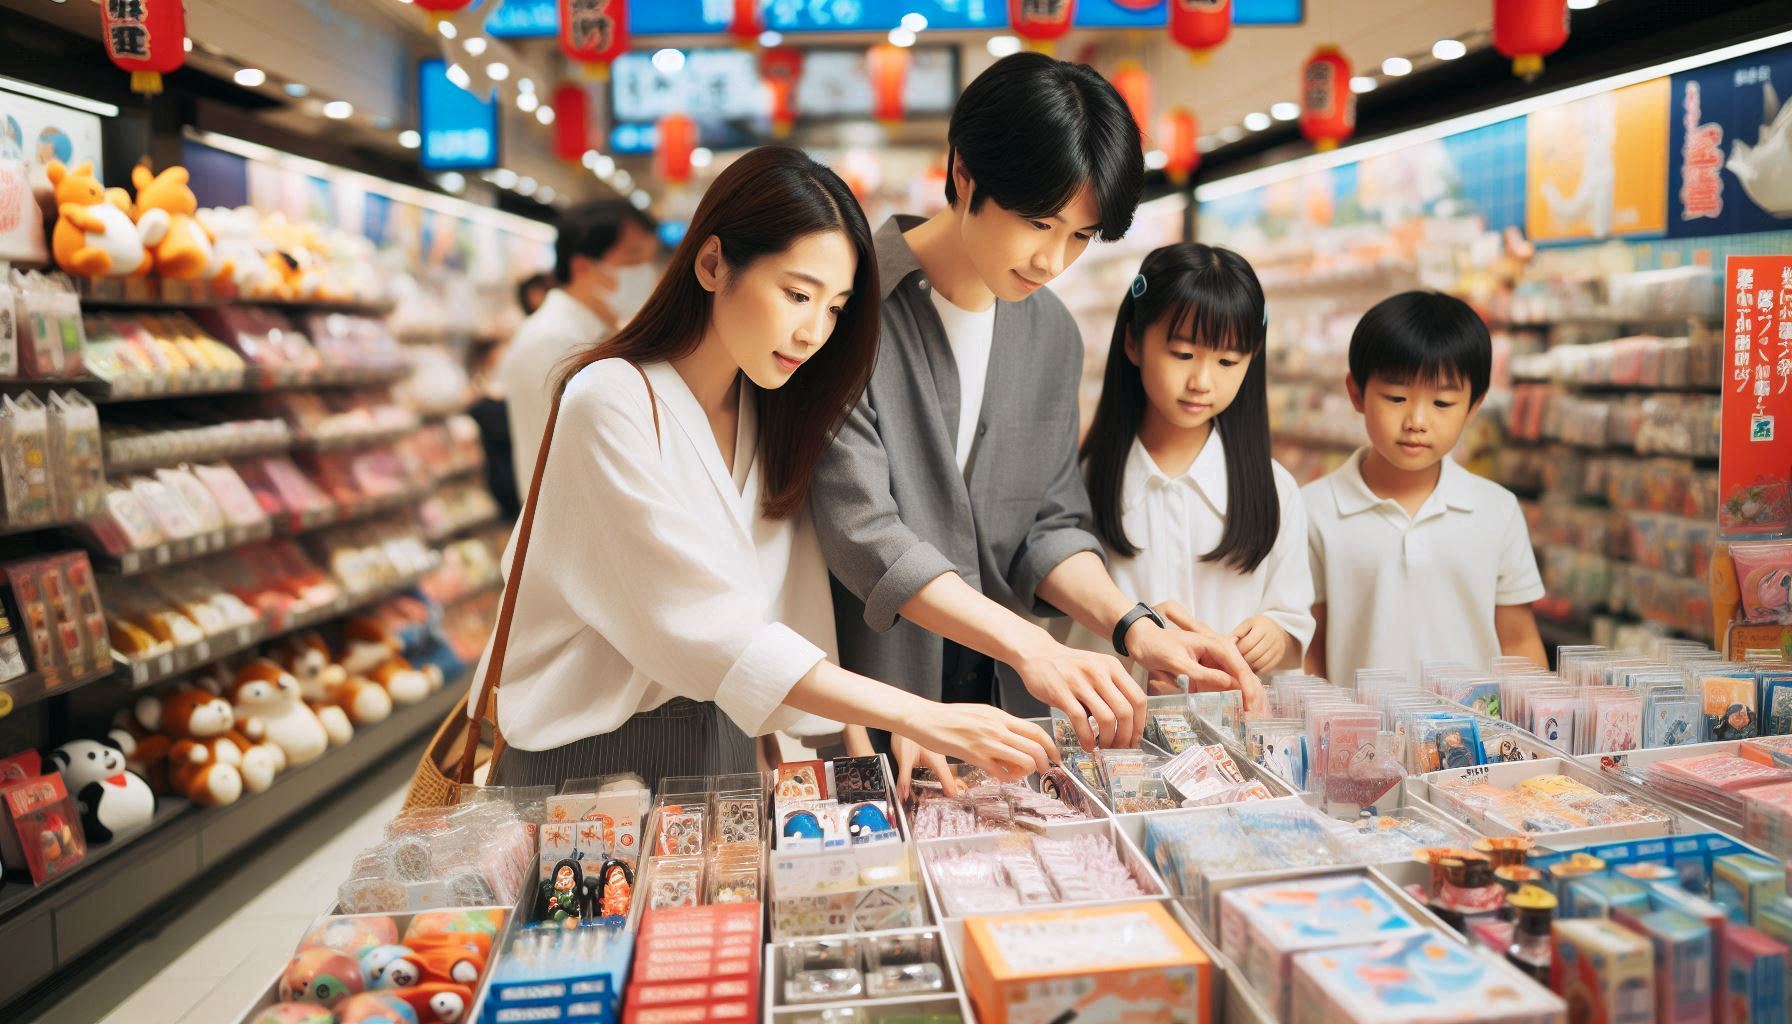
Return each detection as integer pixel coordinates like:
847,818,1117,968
1064,431,1316,661
466,358,838,751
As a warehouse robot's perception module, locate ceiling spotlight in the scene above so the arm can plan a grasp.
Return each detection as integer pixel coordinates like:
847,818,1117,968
1382,56,1413,76
1196,135,1219,152
888,27,916,47
1243,111,1271,131
1350,75,1379,94
323,100,353,119
233,68,267,88
538,186,555,204
987,35,1023,58
1270,101,1300,121
631,190,651,210
901,13,928,32
1218,124,1246,143
486,62,510,81
691,147,714,169
494,168,518,188
1144,149,1169,170
398,129,421,149
464,36,487,56
1432,38,1467,60
516,176,537,196
184,37,193,53
759,30,783,47
517,77,535,93
613,169,633,190
437,171,465,193
438,21,457,39
285,82,310,97
517,91,539,112
595,155,615,177
582,149,599,169
652,48,686,74
1568,0,1597,8
446,63,472,89
536,105,555,125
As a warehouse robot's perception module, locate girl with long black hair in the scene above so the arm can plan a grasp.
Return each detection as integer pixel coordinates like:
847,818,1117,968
468,146,1054,791
1071,244,1314,675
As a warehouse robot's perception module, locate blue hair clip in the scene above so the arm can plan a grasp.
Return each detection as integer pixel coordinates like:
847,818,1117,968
1130,274,1147,299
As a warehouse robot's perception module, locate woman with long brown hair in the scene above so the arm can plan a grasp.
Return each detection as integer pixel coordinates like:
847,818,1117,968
468,146,1054,791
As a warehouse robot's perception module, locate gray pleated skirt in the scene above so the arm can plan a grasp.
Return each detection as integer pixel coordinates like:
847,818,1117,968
489,697,757,794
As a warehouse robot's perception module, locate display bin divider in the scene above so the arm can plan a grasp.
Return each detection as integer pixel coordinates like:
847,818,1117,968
1576,738,1749,834
762,924,975,1022
1413,755,1682,849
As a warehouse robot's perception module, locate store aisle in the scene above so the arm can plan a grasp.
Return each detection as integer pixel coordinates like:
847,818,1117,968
27,754,419,1024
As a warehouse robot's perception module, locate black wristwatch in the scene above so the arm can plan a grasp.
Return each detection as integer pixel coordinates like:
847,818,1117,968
1112,602,1165,659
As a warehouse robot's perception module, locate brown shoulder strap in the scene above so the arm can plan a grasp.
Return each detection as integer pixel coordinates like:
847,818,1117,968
458,362,660,784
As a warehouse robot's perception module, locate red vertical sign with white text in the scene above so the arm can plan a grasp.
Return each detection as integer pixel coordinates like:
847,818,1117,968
1720,255,1792,538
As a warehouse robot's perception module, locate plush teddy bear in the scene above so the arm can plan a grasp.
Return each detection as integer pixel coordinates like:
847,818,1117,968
46,160,152,277
275,631,388,740
46,736,156,843
131,163,217,281
340,617,440,706
126,685,280,805
197,205,278,294
230,658,332,769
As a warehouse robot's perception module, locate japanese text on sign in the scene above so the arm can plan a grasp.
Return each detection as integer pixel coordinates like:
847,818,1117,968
106,0,150,59
1720,255,1792,539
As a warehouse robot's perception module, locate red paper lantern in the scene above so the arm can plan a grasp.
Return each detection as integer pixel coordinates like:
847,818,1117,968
760,48,804,139
1008,0,1075,54
1169,0,1230,62
866,44,908,127
1494,0,1569,81
1111,62,1151,148
412,0,474,27
656,113,697,186
1299,46,1354,152
100,0,186,96
559,0,628,80
553,85,590,164
728,0,762,47
1162,107,1199,186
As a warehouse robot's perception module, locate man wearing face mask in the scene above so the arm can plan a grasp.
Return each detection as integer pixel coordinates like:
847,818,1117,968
497,198,659,492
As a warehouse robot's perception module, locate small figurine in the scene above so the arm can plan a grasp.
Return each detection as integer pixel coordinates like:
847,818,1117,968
539,859,581,923
598,859,634,918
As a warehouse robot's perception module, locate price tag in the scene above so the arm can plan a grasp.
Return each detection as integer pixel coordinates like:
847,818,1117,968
154,545,172,566
194,640,211,663
156,654,173,677
1461,765,1491,780
0,691,12,719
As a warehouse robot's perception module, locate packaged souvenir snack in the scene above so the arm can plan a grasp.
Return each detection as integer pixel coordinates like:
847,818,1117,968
0,771,86,883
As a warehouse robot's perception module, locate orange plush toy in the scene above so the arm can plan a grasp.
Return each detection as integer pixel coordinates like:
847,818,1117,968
339,617,441,706
47,160,152,277
276,632,389,740
131,163,217,281
128,685,281,805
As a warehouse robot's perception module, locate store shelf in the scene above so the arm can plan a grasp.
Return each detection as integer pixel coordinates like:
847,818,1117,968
92,521,279,577
291,423,420,453
104,436,296,476
115,563,438,691
271,486,429,537
75,279,396,318
427,510,502,544
0,677,462,1012
0,664,126,715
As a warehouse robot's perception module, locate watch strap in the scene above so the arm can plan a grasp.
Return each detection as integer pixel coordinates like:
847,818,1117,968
1112,602,1165,659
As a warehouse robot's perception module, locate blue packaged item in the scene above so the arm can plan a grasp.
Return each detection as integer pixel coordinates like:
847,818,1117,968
483,919,632,1024
1619,910,1713,1024
1724,925,1788,1024
1763,671,1792,737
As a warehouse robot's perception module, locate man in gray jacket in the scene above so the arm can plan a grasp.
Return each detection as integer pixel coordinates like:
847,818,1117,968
813,54,1260,786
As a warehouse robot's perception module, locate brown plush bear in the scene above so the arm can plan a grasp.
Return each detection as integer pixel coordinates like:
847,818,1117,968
339,617,440,706
275,631,388,741
125,684,279,805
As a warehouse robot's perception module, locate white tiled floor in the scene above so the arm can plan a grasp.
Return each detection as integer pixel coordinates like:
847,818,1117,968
28,754,415,1024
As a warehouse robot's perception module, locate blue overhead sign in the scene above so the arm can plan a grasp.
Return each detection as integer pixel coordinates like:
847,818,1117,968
418,59,499,171
485,0,558,38
628,0,1299,35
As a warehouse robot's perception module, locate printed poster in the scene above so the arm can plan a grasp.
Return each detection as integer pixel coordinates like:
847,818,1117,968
1668,47,1792,238
1719,255,1792,539
1525,77,1670,242
0,87,105,265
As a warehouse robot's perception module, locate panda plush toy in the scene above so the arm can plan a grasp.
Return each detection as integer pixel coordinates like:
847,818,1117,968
47,736,157,844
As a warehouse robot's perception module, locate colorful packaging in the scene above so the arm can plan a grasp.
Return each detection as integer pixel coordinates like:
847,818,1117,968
1713,854,1788,926
1550,919,1656,1024
1616,910,1713,1024
1704,672,1762,741
0,771,86,883
961,901,1210,1024
1290,932,1567,1024
1569,876,1654,920
1220,872,1427,1019
1723,926,1788,1024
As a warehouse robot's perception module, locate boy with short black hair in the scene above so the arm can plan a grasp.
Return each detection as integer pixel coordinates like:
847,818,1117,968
1303,291,1546,684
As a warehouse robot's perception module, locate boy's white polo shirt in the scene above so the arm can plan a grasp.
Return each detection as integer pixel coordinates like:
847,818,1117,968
1303,447,1545,686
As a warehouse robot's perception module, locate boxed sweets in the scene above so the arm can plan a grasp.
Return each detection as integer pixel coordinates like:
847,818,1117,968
1549,919,1655,1024
960,901,1211,1024
1218,872,1429,1020
1290,932,1567,1024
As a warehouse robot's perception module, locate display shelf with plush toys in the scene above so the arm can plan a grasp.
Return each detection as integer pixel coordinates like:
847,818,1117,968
0,673,467,1011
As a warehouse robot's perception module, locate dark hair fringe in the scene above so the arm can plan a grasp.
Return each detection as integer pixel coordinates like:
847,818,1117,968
556,146,879,521
553,198,659,284
1081,243,1278,574
1347,291,1493,404
945,52,1144,242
